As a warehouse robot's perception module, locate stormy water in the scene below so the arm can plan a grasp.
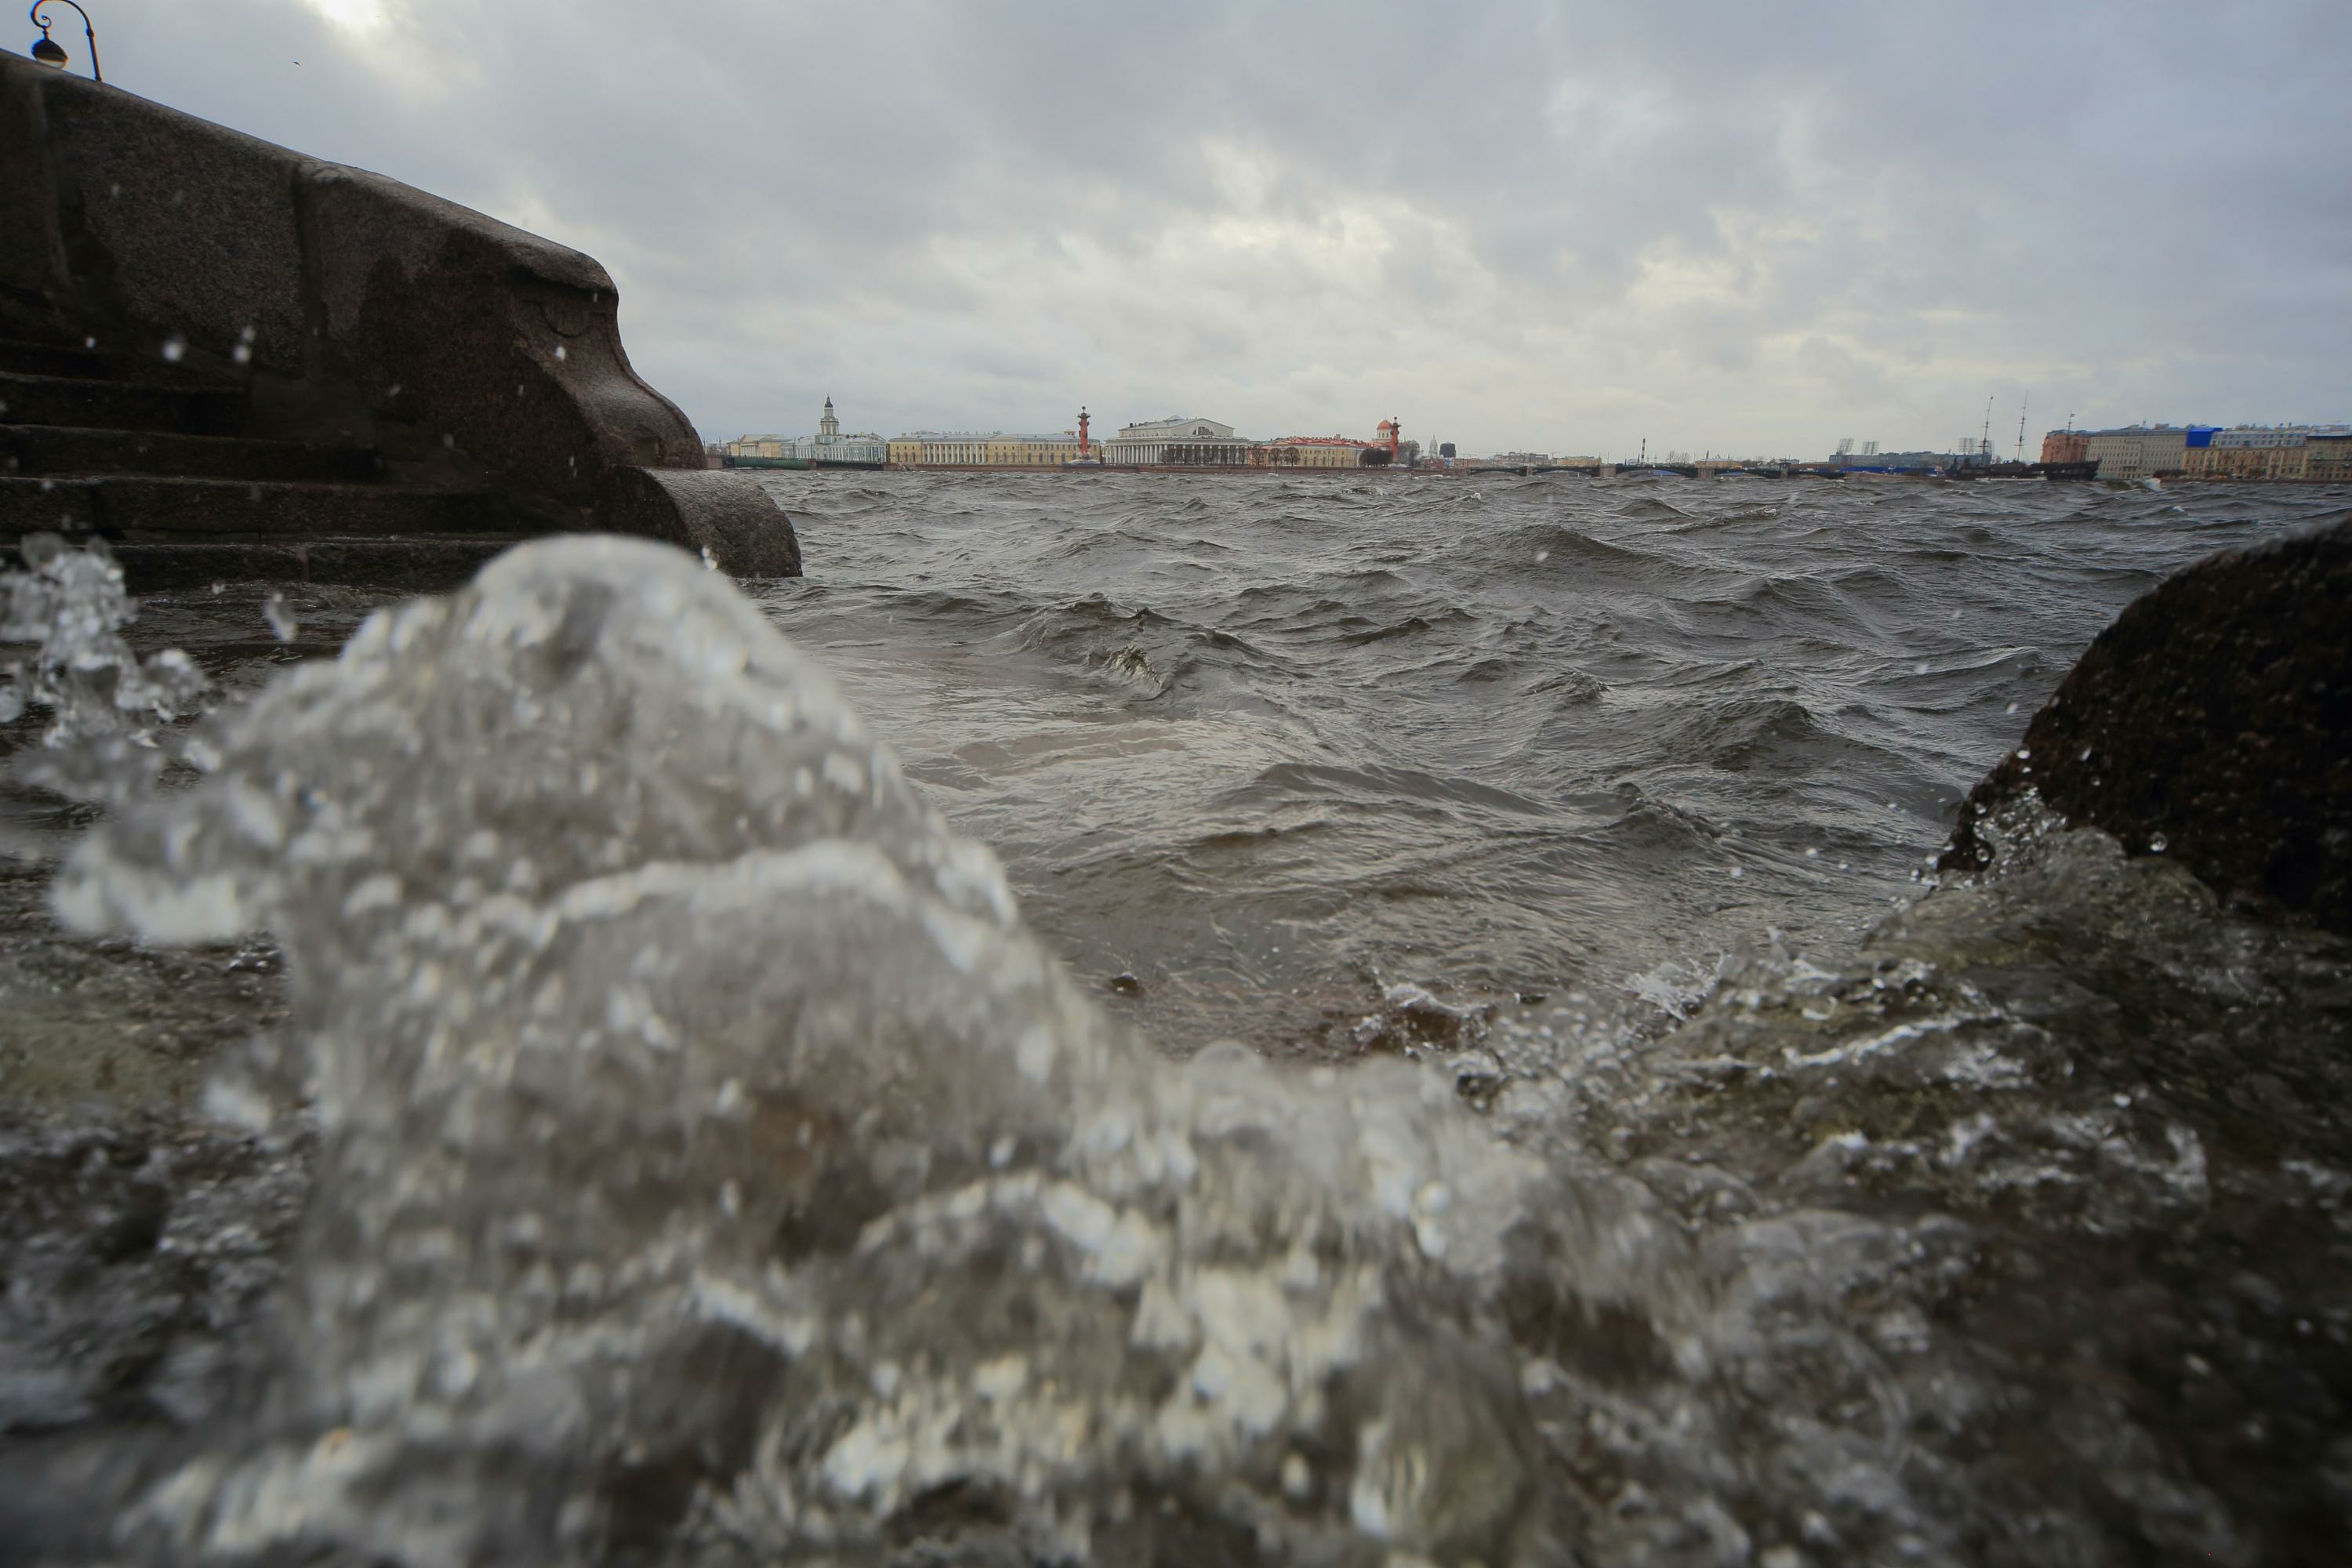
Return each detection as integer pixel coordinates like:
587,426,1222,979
754,472,2338,1042
2,474,2349,1566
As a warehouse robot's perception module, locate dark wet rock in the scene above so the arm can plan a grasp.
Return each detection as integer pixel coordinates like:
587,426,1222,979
1351,981,1495,1053
1941,518,2352,932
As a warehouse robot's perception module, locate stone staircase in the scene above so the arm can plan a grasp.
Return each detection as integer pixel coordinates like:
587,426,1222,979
1,335,524,591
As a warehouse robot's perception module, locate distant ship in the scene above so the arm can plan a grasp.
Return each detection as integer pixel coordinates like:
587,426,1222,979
1941,460,2098,482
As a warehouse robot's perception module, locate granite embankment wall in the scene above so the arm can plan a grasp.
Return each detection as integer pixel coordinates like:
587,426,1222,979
0,50,794,575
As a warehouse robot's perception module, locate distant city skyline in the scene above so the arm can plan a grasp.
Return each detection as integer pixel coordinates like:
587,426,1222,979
82,0,2352,456
723,397,2348,467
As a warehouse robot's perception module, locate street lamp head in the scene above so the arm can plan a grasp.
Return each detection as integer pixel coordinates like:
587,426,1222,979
28,4,98,82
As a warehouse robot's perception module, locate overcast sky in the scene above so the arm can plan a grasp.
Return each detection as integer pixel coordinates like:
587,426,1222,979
53,0,2352,457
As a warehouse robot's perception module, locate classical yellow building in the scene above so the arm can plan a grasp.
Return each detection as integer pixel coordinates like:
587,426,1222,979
988,434,1083,465
890,431,1083,466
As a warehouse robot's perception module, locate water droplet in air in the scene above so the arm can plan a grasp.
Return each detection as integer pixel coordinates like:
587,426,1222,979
2147,833,2168,854
1804,847,1820,858
1915,662,1929,675
1728,865,1744,879
554,345,568,362
700,546,718,572
442,433,456,448
2016,748,2030,760
161,336,186,364
83,336,97,349
2005,702,2019,715
388,383,402,398
241,325,256,343
2079,747,2092,761
1534,550,1549,564
263,595,298,644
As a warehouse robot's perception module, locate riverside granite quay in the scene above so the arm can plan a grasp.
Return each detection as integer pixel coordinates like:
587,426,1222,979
0,48,797,586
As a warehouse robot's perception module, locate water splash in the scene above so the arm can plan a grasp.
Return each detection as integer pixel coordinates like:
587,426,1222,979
2,535,209,815
55,537,1684,1564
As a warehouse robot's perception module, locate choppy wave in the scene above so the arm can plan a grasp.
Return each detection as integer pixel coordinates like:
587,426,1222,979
5,477,2350,1565
750,473,2347,1046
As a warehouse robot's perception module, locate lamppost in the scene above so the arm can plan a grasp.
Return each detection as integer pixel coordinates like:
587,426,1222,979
27,2,100,82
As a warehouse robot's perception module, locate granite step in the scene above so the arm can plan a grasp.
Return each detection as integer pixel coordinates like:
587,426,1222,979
0,476,517,540
101,536,526,595
0,337,232,383
3,425,383,483
0,371,246,436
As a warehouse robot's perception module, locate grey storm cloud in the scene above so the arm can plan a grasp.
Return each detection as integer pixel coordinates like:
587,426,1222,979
62,0,2352,456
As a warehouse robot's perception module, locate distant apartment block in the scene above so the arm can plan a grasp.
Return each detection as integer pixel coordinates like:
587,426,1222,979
2083,426,2205,481
2181,426,2352,481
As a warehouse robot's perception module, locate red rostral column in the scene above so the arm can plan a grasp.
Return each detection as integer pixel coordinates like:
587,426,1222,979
1078,407,1091,457
1389,416,1401,457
